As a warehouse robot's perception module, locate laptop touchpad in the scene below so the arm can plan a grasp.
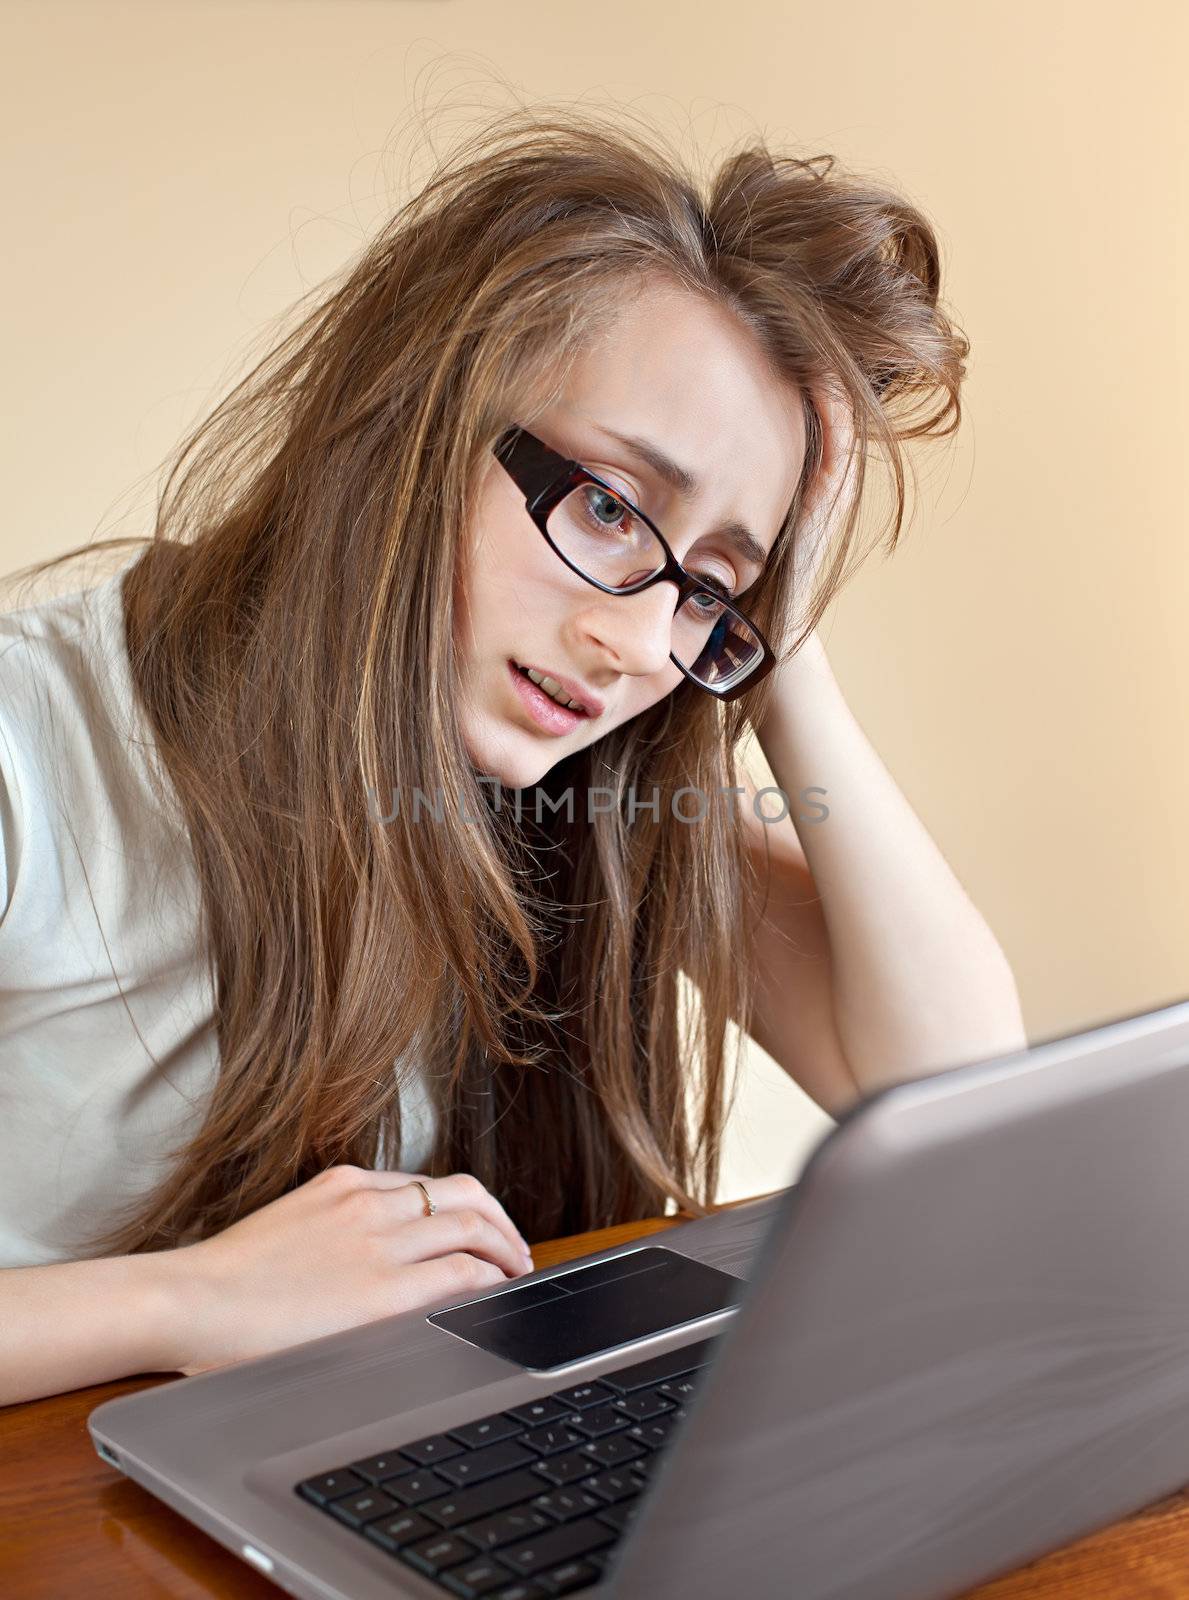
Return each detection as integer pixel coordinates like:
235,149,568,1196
426,1246,744,1371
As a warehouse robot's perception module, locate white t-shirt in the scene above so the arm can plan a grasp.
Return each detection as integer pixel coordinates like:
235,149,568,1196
0,557,437,1266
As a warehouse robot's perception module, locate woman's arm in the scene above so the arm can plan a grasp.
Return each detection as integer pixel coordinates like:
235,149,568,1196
0,1167,535,1406
737,765,860,1119
0,1253,183,1407
744,629,1027,1114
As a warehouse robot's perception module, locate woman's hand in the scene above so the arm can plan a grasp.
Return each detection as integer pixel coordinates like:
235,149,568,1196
157,1166,536,1376
791,378,861,626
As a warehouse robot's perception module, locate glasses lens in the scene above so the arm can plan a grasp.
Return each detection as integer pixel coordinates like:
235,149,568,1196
546,483,764,691
547,482,666,590
673,597,764,691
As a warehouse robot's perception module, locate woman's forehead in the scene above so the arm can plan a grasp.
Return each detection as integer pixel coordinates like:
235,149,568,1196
549,286,807,546
563,281,803,483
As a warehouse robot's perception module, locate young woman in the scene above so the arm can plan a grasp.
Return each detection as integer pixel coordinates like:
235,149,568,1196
0,108,1025,1404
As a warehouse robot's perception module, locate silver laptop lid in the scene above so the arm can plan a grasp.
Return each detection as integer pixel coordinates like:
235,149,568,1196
609,995,1189,1599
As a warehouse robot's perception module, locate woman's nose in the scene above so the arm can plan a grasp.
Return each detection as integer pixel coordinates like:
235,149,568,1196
579,580,679,678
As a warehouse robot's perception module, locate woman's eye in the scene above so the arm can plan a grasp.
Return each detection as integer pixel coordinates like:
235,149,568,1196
690,590,729,621
687,580,735,622
577,483,738,600
695,573,734,601
585,487,629,527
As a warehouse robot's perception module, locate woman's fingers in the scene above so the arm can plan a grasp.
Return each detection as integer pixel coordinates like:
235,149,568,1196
360,1168,534,1267
393,1252,509,1314
805,380,858,523
392,1208,530,1280
792,378,860,610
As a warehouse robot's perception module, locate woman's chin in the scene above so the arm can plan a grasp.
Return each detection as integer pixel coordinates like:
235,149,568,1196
462,728,548,793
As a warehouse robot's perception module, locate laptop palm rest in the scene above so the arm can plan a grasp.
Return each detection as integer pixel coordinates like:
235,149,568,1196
426,1245,744,1370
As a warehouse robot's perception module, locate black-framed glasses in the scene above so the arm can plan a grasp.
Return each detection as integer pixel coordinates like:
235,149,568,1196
492,426,777,702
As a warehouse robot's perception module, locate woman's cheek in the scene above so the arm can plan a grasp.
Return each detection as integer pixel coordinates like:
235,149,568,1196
623,680,677,725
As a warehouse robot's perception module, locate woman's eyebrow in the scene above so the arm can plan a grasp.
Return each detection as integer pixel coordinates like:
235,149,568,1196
595,424,771,571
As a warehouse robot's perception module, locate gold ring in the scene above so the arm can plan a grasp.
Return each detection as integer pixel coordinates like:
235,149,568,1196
406,1179,436,1216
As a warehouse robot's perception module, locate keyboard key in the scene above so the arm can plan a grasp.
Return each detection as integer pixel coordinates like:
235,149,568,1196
422,1470,548,1530
384,1468,455,1505
296,1468,367,1505
530,1450,600,1487
364,1508,439,1551
490,1584,549,1599
537,1557,602,1594
461,1506,552,1551
328,1487,403,1528
552,1380,613,1410
505,1396,572,1427
531,1486,602,1523
495,1515,615,1577
578,1434,646,1469
598,1337,718,1395
441,1555,513,1597
400,1432,468,1467
612,1391,674,1421
438,1439,537,1487
564,1405,630,1439
626,1418,677,1449
596,1500,639,1534
519,1424,585,1457
655,1375,700,1403
584,1469,639,1502
349,1451,413,1483
450,1414,526,1450
401,1531,481,1577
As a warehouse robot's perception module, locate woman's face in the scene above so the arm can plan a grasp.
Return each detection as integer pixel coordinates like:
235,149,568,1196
455,278,808,790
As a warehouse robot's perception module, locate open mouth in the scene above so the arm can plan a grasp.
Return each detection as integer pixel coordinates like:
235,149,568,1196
511,660,591,717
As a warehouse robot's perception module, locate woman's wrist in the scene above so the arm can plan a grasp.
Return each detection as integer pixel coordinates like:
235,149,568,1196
127,1246,209,1375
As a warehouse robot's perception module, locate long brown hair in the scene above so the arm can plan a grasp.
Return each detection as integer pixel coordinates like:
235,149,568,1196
13,102,968,1251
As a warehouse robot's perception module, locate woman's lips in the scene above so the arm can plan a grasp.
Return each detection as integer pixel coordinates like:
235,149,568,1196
508,659,587,735
513,659,603,716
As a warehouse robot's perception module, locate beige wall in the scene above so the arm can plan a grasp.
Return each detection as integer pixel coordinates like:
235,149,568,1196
3,1,1186,1203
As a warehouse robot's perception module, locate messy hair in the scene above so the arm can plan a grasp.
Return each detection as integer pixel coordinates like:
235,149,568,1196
18,100,967,1251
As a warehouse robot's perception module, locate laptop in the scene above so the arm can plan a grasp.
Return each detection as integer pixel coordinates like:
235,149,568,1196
89,993,1189,1600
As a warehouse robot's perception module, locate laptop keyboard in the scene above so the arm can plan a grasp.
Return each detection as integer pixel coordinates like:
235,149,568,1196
294,1334,718,1597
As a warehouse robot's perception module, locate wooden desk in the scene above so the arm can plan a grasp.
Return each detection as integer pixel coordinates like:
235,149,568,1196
4,1203,1189,1599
